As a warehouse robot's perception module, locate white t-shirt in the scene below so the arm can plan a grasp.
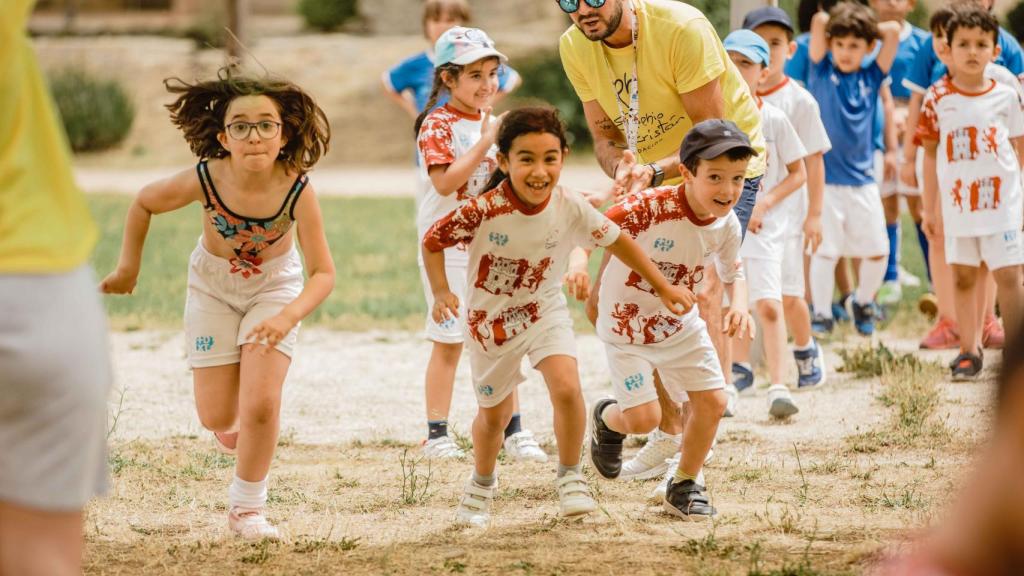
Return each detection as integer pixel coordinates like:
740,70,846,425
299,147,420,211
758,77,832,234
597,185,744,346
423,181,620,353
740,100,808,260
416,104,499,266
917,76,1024,237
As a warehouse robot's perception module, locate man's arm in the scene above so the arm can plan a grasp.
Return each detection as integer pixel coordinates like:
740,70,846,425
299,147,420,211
582,99,627,178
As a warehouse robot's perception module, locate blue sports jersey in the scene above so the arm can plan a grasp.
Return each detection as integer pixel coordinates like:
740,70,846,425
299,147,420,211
807,55,886,186
903,27,1024,94
386,51,520,113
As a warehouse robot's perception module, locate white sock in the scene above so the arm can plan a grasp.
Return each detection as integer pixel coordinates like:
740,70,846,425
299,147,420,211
228,475,268,510
735,361,752,371
793,339,812,351
855,258,887,305
810,255,838,318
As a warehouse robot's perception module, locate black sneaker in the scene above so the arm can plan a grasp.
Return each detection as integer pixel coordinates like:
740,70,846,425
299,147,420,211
663,478,716,520
589,398,625,479
950,351,983,381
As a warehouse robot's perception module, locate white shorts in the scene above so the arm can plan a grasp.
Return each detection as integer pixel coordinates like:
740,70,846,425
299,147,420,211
469,315,578,408
419,263,467,344
874,147,923,198
945,229,1024,270
781,234,806,298
819,183,890,259
604,318,725,411
0,265,111,511
744,256,783,303
185,240,303,368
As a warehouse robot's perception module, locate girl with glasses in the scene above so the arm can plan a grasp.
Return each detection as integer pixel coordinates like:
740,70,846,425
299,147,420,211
99,69,335,540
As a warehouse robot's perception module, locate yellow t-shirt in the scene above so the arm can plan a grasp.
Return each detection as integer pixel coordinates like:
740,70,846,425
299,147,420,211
559,0,766,182
0,0,97,273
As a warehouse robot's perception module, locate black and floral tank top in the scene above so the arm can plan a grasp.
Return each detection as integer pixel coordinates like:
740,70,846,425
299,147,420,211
197,160,307,277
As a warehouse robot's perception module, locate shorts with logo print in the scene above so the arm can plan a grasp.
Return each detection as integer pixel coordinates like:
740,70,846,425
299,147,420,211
945,229,1024,270
781,233,806,298
469,314,578,408
418,263,468,344
185,239,303,367
819,183,890,259
603,313,725,410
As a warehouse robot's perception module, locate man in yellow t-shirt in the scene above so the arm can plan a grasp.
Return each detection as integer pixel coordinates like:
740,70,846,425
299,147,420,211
561,0,763,480
0,3,111,574
559,0,765,235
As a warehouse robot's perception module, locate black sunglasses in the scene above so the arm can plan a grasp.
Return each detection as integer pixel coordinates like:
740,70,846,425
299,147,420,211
557,0,607,14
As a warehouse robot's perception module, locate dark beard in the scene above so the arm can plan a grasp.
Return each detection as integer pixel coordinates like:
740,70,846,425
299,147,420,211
578,1,624,42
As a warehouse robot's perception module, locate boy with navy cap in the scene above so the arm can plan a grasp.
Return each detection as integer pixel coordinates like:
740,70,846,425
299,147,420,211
590,119,756,519
723,29,811,419
741,6,831,401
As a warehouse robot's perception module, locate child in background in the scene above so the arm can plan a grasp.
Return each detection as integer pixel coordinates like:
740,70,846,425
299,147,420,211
414,27,545,462
723,30,809,418
382,0,519,121
916,5,1024,380
423,106,695,526
101,70,336,539
741,6,830,403
807,3,901,337
869,0,931,307
588,119,757,518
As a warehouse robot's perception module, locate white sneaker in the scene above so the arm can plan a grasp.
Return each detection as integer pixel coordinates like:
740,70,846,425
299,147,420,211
228,507,280,540
767,384,799,418
898,265,922,288
619,428,682,481
723,383,739,418
556,471,597,517
503,430,548,463
648,454,706,502
422,435,466,459
455,478,494,527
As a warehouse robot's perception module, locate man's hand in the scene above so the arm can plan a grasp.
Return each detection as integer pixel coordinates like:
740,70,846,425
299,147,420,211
614,150,655,199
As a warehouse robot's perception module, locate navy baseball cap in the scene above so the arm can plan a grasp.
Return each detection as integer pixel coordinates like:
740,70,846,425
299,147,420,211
679,120,757,167
742,6,795,34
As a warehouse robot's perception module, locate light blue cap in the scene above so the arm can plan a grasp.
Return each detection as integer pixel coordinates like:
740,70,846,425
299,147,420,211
434,26,508,67
723,29,770,66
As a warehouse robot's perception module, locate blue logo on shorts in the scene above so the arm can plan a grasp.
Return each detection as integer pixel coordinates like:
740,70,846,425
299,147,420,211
624,372,644,391
653,238,675,252
477,384,494,397
439,317,456,330
489,232,509,246
1005,230,1018,243
195,336,215,352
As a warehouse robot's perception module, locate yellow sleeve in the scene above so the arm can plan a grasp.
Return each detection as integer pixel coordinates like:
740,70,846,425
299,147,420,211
559,33,595,102
671,17,726,95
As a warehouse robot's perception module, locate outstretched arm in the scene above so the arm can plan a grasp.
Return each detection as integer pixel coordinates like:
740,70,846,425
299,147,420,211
604,233,695,315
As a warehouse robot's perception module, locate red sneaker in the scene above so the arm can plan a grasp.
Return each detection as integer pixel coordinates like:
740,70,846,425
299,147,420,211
214,430,238,455
919,316,960,350
982,315,1005,349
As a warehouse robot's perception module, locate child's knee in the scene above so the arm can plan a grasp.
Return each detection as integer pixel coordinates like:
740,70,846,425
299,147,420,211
620,402,660,433
954,267,978,291
243,397,280,427
690,389,727,419
547,375,582,405
476,401,513,430
993,266,1023,288
198,409,236,433
756,299,781,323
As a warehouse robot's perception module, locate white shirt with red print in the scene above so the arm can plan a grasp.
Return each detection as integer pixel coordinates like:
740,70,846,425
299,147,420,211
917,76,1024,237
597,186,744,346
423,181,620,354
416,104,500,266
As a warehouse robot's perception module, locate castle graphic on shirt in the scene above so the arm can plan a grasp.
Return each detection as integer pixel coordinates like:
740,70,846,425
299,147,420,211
467,302,541,351
625,260,704,294
475,254,552,296
609,302,684,345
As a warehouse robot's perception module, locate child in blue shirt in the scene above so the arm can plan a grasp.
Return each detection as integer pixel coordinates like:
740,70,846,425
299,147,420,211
806,2,901,336
381,0,520,120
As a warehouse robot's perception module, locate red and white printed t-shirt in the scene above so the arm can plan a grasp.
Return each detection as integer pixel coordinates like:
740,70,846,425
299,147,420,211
416,104,500,266
424,181,620,353
597,186,744,346
917,76,1024,237
758,77,832,235
741,100,808,260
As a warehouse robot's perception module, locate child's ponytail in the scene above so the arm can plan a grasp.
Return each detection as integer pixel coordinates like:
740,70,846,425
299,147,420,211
482,167,507,193
414,64,461,136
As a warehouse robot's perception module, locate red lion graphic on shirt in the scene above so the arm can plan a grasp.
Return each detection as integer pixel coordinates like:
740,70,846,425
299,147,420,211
610,302,684,344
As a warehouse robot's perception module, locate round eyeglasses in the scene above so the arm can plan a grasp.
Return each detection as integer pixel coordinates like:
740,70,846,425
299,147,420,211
225,120,282,140
557,0,607,14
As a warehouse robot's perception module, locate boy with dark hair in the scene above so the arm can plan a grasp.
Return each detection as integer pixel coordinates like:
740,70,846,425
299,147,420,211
916,4,1024,380
806,3,901,336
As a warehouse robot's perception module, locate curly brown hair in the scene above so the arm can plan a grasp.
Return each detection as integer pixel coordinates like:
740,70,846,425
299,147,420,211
826,1,879,44
164,68,330,174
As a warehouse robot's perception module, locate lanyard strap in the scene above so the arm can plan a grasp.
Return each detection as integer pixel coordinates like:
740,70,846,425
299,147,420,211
602,0,640,154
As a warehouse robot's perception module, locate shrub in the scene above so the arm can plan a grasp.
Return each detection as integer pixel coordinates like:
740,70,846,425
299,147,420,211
49,69,134,153
298,0,359,32
507,50,592,150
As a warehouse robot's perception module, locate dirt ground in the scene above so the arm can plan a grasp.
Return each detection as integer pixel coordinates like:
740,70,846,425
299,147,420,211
86,328,995,575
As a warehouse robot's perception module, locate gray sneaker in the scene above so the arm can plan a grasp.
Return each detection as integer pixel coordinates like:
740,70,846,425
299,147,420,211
767,385,799,418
